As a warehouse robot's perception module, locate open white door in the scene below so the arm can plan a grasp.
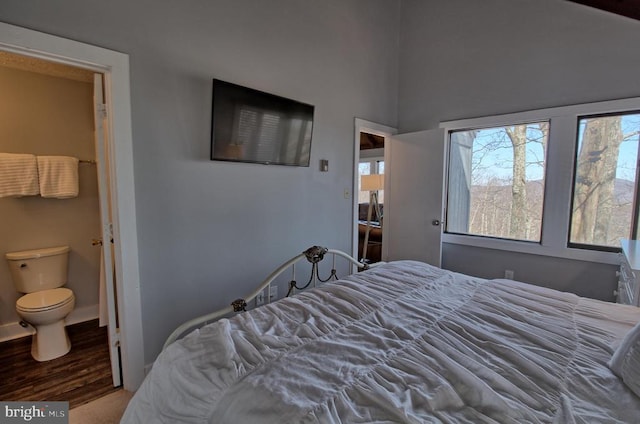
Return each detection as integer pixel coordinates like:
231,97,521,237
94,73,121,387
383,129,446,267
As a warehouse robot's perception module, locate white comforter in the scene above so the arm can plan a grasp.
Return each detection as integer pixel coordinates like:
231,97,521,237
122,261,640,423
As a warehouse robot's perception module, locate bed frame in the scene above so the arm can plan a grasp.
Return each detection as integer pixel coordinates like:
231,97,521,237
163,246,374,349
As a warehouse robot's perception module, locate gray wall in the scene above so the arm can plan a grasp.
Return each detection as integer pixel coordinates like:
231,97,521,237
0,66,101,333
398,0,640,131
3,0,638,364
0,0,401,361
398,0,640,297
442,244,619,301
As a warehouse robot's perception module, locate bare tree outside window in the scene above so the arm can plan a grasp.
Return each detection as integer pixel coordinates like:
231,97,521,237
446,123,548,242
570,113,640,249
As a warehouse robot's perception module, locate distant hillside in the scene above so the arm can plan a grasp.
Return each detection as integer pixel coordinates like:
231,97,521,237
466,178,634,242
615,178,635,203
471,178,634,204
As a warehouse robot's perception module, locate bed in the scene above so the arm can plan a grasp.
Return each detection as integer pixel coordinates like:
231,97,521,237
121,246,640,423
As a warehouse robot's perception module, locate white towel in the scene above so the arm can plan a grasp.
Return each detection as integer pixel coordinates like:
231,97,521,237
0,153,39,197
37,155,79,199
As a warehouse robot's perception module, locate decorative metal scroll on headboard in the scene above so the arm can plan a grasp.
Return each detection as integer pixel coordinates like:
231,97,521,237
162,245,372,350
285,246,340,296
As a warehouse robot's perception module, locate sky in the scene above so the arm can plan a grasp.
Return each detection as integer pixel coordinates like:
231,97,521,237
464,114,640,184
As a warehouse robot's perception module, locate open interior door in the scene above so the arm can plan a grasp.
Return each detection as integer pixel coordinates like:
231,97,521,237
93,73,122,387
383,128,446,267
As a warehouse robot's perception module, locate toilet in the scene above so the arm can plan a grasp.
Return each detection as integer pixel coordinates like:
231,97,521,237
6,246,75,362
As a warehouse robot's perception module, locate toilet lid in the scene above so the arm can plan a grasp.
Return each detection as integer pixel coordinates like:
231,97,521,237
16,288,74,311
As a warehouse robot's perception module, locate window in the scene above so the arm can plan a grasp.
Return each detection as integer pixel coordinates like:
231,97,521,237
446,123,549,242
358,162,371,203
358,159,384,204
569,112,640,250
442,97,640,263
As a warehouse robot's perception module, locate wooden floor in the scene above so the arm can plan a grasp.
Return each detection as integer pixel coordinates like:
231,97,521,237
0,320,120,408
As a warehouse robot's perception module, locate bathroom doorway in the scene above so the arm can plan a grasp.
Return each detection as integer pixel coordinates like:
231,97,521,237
0,51,121,392
0,21,144,391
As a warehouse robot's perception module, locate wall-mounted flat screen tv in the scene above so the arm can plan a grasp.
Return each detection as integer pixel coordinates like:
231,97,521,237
210,79,314,166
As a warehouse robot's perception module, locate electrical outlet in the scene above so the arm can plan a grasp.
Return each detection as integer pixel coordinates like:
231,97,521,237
269,285,278,302
255,290,265,306
504,269,514,279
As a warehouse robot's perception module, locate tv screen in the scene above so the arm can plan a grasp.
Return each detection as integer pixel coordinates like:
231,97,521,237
210,79,314,166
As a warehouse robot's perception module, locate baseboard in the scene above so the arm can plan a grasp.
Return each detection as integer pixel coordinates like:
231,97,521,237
66,304,99,326
0,321,34,342
0,304,98,343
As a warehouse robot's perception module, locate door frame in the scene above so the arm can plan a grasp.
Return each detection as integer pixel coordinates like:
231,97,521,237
353,118,396,262
0,22,145,390
93,73,121,387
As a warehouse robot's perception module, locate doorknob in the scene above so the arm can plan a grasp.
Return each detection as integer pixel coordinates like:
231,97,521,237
432,219,442,226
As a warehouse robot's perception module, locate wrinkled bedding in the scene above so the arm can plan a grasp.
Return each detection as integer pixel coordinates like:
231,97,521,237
122,261,640,423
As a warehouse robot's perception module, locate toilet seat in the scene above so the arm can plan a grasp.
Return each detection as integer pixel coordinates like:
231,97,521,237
17,288,74,312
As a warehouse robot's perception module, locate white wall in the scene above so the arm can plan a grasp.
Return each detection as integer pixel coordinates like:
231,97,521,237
0,0,401,361
397,0,640,298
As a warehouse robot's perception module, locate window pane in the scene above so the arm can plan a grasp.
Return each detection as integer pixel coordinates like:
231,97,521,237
446,123,548,242
377,161,384,203
359,160,384,204
569,113,640,249
359,162,371,177
358,162,371,203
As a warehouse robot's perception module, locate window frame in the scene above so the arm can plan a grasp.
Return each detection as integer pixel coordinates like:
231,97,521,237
445,121,550,244
567,111,640,252
440,96,640,266
361,159,384,175
358,152,384,204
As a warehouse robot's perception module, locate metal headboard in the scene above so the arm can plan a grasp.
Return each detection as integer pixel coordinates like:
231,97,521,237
162,246,373,350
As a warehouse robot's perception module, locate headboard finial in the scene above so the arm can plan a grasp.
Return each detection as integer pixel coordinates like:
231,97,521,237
231,299,247,312
304,246,328,264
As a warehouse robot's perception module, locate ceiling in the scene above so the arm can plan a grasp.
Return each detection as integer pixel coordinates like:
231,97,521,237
0,51,93,83
568,0,640,21
360,133,385,151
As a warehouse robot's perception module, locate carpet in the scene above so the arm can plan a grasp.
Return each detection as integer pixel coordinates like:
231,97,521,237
69,389,133,424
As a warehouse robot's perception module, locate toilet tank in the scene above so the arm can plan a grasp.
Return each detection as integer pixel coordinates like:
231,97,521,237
5,246,70,293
